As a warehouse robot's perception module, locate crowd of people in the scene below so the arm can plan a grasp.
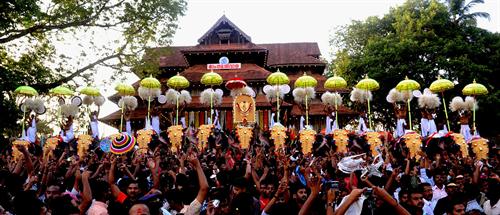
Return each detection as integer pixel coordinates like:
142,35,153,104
0,115,498,215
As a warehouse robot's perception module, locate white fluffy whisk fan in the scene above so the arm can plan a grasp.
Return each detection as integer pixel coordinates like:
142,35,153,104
118,96,138,111
138,86,161,101
61,104,79,118
293,87,315,104
165,89,192,105
413,88,440,109
350,88,372,103
200,88,224,106
263,84,290,102
230,86,255,98
321,91,342,106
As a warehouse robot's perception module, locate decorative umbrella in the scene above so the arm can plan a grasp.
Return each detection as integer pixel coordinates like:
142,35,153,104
115,83,135,96
266,69,289,124
79,86,101,97
14,85,39,137
429,76,454,130
396,76,420,130
355,75,379,130
225,77,247,90
140,75,161,122
115,83,135,132
167,73,190,125
324,74,348,128
49,86,74,96
462,79,488,133
14,86,38,97
201,70,223,124
294,72,317,126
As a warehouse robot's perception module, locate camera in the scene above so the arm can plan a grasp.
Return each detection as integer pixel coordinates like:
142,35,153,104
364,188,373,196
325,180,339,190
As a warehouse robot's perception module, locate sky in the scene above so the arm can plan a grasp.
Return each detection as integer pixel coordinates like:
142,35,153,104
96,0,500,136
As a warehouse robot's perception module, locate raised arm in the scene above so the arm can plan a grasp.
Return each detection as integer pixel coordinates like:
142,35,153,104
189,153,208,204
298,174,321,215
108,156,121,199
79,171,92,214
333,188,366,215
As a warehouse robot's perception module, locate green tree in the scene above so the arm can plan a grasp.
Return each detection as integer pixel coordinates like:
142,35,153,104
446,0,490,26
330,0,499,138
0,0,187,142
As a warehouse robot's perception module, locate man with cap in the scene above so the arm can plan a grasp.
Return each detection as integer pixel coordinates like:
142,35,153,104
434,182,459,215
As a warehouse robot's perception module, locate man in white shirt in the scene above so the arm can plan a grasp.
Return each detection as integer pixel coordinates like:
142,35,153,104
483,199,500,215
421,183,437,215
432,172,447,201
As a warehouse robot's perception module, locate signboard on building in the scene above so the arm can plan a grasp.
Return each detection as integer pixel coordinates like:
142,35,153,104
207,56,241,70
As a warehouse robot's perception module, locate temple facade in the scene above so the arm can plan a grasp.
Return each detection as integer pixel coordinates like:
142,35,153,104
100,15,355,131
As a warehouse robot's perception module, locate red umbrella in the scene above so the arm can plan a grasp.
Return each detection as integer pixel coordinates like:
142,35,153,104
225,77,247,90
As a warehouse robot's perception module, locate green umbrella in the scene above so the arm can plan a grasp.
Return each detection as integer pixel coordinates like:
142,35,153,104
462,79,489,133
294,72,317,126
115,83,135,132
324,75,347,91
115,83,135,96
430,76,454,130
324,74,347,127
201,70,223,124
396,76,420,130
355,75,379,130
80,86,101,96
140,75,161,89
167,73,190,125
201,70,224,86
462,79,488,96
49,86,74,96
14,86,38,96
167,73,190,90
267,70,290,124
140,75,162,122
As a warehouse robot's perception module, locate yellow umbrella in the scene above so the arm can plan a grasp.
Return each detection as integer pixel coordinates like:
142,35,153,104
267,70,290,124
294,72,317,126
324,75,347,91
115,83,135,96
49,86,74,96
430,76,454,130
201,70,223,86
14,86,38,96
396,76,420,130
462,79,489,133
115,83,135,132
140,75,161,89
80,86,101,96
324,74,348,127
167,73,190,90
140,75,161,121
355,75,379,130
167,73,190,125
201,71,223,124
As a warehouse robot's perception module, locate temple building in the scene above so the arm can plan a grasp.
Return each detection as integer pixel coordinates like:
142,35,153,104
100,15,355,131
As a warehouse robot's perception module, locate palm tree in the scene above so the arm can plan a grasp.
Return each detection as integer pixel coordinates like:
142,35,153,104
446,0,490,26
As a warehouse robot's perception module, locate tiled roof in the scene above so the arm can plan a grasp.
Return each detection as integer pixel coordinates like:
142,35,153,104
259,43,325,67
181,64,271,82
181,43,267,53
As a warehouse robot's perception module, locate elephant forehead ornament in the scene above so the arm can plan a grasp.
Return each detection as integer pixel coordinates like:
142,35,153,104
333,129,349,153
77,134,93,158
236,125,253,149
137,129,154,155
270,124,287,151
167,125,183,153
12,140,30,161
233,95,256,124
197,124,214,151
470,136,488,160
450,133,469,158
43,137,60,162
402,132,422,159
300,129,316,155
365,132,382,157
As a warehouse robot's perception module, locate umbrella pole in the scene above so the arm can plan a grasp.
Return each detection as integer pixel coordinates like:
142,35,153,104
210,88,213,125
335,101,338,129
407,98,412,130
21,106,26,137
176,95,179,126
305,93,309,127
147,96,151,123
277,85,280,124
367,92,372,130
441,92,450,131
119,98,124,133
473,96,476,134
